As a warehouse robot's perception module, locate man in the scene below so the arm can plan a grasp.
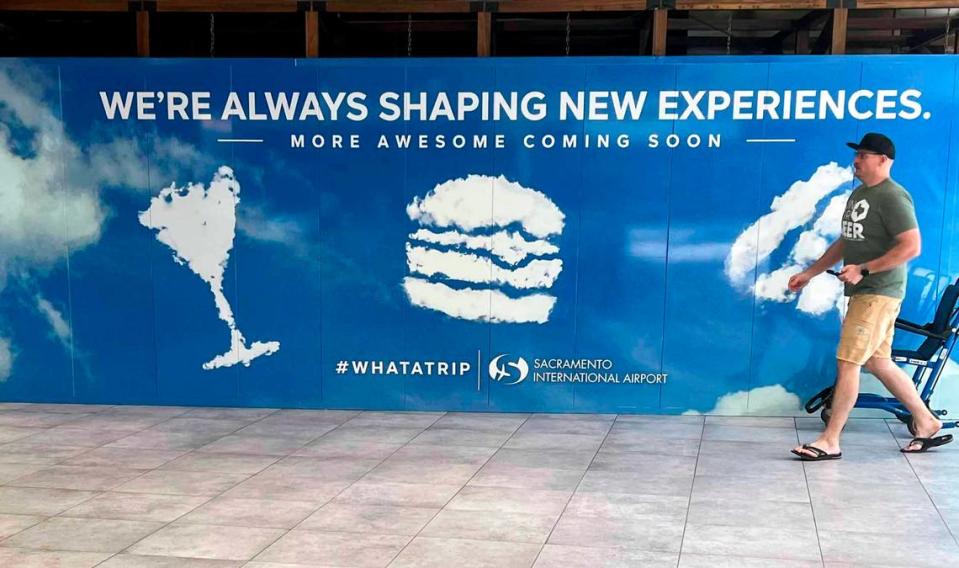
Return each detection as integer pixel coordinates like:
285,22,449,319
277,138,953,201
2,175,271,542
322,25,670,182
788,132,952,460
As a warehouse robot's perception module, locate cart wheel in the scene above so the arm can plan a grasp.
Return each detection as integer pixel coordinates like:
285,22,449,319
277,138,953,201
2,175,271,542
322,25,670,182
820,408,831,425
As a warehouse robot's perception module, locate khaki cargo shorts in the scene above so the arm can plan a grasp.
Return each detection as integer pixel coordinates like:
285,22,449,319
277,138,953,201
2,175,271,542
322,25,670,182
836,293,902,365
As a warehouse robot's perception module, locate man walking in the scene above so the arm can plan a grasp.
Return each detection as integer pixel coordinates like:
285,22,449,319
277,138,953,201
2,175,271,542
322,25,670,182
787,132,952,460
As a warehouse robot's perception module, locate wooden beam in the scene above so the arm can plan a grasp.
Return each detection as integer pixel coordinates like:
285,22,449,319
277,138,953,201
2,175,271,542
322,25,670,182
652,8,668,55
326,1,472,13
0,0,126,10
136,10,150,57
674,0,826,8
857,0,959,7
306,9,319,57
477,11,492,56
156,0,297,12
831,7,847,54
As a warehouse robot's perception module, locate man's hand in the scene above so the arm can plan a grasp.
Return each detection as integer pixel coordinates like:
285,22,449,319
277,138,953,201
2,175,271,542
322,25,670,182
838,264,864,285
788,271,812,292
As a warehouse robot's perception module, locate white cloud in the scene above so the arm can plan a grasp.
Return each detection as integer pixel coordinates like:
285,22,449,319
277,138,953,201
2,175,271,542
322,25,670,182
35,295,71,350
406,244,562,290
403,277,556,324
0,64,106,270
140,166,280,370
0,336,12,382
86,135,212,192
407,174,565,238
409,228,558,266
686,384,803,416
725,162,853,284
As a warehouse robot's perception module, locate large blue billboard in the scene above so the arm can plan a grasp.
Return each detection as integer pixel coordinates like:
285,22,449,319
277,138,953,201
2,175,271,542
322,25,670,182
1,56,958,414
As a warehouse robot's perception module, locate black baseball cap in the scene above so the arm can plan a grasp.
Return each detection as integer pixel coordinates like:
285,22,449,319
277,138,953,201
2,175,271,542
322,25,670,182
847,132,895,160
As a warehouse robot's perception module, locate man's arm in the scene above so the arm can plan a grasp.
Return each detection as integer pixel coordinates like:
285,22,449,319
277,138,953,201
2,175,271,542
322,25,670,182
863,228,921,273
806,239,845,276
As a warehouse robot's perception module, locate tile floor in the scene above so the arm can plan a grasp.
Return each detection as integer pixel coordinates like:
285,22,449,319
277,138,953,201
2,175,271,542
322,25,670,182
0,403,954,567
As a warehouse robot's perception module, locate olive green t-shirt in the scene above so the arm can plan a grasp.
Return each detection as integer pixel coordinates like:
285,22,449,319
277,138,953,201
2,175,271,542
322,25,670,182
840,178,918,299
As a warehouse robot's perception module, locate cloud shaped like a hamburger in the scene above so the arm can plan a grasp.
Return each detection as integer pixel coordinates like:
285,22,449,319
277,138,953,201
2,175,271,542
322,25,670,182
404,174,565,324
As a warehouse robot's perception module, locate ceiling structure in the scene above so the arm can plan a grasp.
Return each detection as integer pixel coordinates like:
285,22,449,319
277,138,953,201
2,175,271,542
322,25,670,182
1,1,958,57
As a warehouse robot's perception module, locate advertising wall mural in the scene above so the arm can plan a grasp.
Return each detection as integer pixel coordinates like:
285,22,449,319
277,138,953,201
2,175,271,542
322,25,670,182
1,56,957,414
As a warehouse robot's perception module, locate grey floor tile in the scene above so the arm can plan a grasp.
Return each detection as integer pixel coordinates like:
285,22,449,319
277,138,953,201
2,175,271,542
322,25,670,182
178,497,319,529
115,470,250,497
503,432,606,452
255,529,410,566
262,456,380,482
446,486,573,516
549,513,685,552
386,444,498,466
221,472,349,503
681,524,822,563
345,411,445,429
0,513,43,539
318,426,426,446
106,430,223,451
692,474,810,503
813,501,950,536
366,461,482,486
0,463,46,484
20,427,132,447
128,523,286,561
180,408,278,421
421,509,558,544
299,503,438,535
578,470,695,497
429,413,529,432
0,412,85,428
819,529,959,565
334,481,462,508
8,465,147,491
61,492,209,522
196,435,309,457
0,548,111,568
563,492,688,521
590,451,698,475
516,418,613,436
388,536,541,568
0,427,48,444
604,421,704,441
98,555,243,567
149,418,252,435
160,452,280,474
705,416,797,429
601,437,701,456
292,439,402,460
233,421,337,441
0,442,90,465
62,447,186,469
0,486,97,515
409,428,513,448
468,464,584,492
3,517,163,553
686,497,815,531
534,544,678,568
703,424,800,444
679,553,823,567
485,448,595,470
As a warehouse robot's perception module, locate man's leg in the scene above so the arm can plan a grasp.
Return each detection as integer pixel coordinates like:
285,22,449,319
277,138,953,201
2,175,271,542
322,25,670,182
865,356,942,447
794,360,861,457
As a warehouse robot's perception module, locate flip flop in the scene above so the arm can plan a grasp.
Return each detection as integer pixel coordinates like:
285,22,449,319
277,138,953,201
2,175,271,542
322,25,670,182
901,434,954,453
791,444,842,461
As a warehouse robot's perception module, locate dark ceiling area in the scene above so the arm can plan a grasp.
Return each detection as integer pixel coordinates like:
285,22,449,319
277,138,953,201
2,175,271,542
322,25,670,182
1,1,957,57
